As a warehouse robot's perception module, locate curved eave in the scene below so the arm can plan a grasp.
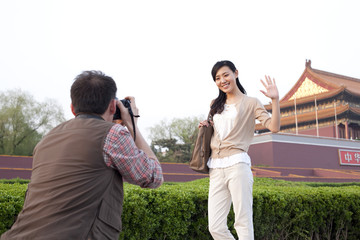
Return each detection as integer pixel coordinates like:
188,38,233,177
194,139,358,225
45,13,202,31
306,67,341,89
280,66,340,103
344,88,360,98
310,68,360,95
350,106,360,115
279,62,360,109
264,87,345,110
255,104,359,131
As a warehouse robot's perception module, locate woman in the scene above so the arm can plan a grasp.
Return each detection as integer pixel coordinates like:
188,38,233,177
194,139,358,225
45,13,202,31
199,60,280,240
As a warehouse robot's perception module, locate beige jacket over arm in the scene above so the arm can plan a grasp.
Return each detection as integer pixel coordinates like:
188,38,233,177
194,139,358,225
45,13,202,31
210,95,271,159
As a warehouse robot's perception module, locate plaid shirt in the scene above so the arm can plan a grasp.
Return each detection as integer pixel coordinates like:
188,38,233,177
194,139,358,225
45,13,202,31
103,124,163,188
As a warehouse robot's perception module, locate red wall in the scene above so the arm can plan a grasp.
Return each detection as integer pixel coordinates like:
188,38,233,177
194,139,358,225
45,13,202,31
248,134,360,170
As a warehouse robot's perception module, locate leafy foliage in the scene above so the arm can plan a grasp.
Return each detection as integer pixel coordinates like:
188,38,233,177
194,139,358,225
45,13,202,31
0,89,65,155
149,116,203,163
1,178,360,239
0,183,27,235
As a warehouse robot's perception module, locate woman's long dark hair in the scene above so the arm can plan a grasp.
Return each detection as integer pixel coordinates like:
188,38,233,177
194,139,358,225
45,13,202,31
210,60,246,116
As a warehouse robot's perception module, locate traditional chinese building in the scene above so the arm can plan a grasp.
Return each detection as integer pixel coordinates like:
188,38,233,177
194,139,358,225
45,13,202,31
256,60,360,140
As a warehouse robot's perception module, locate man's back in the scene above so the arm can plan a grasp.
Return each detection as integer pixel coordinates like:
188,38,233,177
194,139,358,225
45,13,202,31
1,116,124,240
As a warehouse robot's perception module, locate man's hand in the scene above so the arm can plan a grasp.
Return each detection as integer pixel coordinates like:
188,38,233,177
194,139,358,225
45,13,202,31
116,96,139,132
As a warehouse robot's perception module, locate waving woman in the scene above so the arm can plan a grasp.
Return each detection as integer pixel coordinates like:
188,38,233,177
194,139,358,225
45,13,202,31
199,60,280,240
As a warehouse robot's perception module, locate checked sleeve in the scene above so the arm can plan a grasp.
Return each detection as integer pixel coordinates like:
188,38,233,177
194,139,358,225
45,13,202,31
103,124,163,188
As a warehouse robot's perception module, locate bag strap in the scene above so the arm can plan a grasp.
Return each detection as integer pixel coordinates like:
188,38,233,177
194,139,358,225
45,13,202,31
207,111,212,123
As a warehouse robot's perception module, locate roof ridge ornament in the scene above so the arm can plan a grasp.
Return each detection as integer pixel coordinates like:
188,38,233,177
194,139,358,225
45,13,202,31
305,59,312,68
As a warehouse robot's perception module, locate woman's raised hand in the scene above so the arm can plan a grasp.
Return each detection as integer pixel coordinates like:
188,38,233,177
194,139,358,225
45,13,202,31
260,75,279,100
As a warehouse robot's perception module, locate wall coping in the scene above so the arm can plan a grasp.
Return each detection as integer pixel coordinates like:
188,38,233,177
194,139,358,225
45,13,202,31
251,133,360,149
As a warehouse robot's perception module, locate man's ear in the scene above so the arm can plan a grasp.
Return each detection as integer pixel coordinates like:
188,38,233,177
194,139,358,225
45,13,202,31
109,99,117,115
70,103,76,116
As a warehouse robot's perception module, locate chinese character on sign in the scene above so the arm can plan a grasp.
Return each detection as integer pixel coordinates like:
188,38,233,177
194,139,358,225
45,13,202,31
339,149,360,166
355,153,360,163
344,152,352,162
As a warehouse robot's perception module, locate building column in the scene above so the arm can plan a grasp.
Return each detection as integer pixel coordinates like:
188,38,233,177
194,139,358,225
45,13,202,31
345,121,349,140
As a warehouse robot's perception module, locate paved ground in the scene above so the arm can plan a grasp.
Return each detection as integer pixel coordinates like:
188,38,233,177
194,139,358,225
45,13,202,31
1,155,360,182
252,166,360,182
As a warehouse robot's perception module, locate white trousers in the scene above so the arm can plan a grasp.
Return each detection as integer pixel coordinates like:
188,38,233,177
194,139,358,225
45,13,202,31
208,162,254,240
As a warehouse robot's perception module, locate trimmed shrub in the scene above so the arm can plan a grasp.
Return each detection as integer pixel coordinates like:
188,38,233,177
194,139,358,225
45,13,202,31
119,181,209,240
0,183,27,235
252,186,360,239
1,178,360,239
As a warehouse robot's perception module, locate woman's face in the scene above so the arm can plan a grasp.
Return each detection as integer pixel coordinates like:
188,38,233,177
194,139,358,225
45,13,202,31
214,66,238,94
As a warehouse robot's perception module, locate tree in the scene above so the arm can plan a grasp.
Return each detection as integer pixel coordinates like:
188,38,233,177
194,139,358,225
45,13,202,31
149,116,203,163
0,89,66,156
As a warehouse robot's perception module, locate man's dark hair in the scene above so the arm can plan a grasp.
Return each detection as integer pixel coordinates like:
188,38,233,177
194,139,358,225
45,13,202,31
71,71,117,115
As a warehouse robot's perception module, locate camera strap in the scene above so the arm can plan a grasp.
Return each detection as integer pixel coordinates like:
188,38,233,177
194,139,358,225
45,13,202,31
127,107,136,141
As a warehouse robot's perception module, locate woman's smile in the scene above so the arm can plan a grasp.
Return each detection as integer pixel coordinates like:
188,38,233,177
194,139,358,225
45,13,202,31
221,82,231,91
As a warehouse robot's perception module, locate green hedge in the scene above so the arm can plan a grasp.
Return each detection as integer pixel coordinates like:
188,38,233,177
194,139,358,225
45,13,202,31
1,178,360,240
0,183,27,235
252,181,360,239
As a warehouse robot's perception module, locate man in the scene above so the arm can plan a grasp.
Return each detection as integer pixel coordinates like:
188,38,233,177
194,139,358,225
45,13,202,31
1,71,163,240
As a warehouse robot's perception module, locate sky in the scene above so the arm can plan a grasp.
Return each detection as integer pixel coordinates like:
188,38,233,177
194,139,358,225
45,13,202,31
1,0,360,141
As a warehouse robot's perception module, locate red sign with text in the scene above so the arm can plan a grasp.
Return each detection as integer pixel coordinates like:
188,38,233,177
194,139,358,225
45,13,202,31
338,149,360,166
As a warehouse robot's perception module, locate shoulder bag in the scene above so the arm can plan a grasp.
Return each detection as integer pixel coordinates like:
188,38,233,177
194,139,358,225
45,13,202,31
189,112,213,174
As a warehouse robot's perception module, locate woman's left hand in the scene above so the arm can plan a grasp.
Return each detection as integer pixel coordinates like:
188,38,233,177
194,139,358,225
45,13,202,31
260,75,279,100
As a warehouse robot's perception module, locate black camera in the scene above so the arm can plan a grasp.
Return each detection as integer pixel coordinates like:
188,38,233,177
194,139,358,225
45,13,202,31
113,98,138,140
113,99,131,120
